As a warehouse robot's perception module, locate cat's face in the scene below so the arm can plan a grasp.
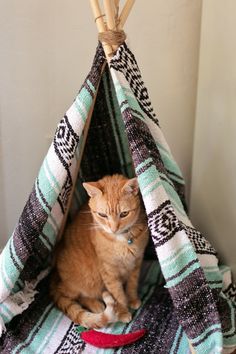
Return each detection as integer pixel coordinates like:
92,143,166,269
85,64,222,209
83,175,140,235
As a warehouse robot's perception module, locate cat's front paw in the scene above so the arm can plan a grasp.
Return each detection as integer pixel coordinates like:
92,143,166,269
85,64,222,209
90,300,105,313
129,298,141,310
118,311,132,323
115,303,132,323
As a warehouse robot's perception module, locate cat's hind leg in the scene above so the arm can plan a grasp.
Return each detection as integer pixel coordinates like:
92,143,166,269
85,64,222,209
51,286,84,323
51,285,117,328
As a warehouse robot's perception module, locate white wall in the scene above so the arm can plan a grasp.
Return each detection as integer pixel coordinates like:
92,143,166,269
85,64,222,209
0,0,202,246
190,0,236,277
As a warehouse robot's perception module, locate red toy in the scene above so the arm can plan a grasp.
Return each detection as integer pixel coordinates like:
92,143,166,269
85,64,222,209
80,328,147,348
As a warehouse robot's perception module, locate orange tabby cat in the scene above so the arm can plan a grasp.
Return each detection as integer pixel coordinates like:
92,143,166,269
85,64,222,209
50,174,148,328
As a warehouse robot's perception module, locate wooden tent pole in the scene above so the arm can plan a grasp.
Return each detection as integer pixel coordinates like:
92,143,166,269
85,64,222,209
90,0,135,61
103,0,118,52
103,0,116,30
90,0,113,60
118,0,135,29
114,0,120,27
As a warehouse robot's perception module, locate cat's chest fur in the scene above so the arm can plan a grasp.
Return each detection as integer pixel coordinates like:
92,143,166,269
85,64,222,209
93,227,147,279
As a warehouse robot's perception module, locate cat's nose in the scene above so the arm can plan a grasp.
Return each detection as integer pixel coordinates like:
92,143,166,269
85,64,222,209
110,224,119,233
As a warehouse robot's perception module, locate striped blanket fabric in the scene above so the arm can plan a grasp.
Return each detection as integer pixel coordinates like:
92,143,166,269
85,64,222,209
0,43,236,354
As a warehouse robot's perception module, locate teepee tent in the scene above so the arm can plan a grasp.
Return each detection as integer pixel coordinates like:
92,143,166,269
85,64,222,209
0,1,236,353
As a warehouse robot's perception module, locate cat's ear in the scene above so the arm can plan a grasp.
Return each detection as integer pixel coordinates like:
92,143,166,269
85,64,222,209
122,178,139,196
83,182,102,198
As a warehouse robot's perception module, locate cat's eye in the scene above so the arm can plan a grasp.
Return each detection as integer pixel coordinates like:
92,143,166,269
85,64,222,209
98,212,107,218
120,211,129,218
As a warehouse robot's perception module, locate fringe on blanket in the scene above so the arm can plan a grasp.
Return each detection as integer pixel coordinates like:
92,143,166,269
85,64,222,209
0,268,49,336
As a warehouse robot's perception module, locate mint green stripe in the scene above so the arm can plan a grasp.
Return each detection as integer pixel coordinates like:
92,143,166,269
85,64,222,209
48,214,59,233
156,140,183,177
162,247,197,278
170,196,186,218
74,98,87,123
169,325,183,354
35,181,57,232
136,157,152,173
178,331,192,354
87,79,96,94
160,177,184,211
0,303,14,323
1,269,12,291
155,141,170,154
1,303,14,318
45,157,61,192
114,84,145,121
139,172,186,217
12,305,53,354
219,265,230,274
42,221,57,246
142,180,162,197
38,168,58,208
191,324,222,345
142,180,162,198
204,270,222,283
36,311,64,353
157,143,184,183
223,337,236,346
204,265,220,270
166,261,200,288
123,86,141,108
138,164,185,217
210,283,223,289
39,234,52,250
76,85,93,108
138,165,159,191
125,96,144,118
2,237,24,294
120,101,129,112
12,278,24,293
113,83,127,105
1,242,18,291
161,243,193,266
0,312,9,323
74,86,93,122
35,181,59,232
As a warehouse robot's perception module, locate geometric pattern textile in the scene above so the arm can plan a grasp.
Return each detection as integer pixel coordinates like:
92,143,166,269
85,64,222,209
0,43,235,354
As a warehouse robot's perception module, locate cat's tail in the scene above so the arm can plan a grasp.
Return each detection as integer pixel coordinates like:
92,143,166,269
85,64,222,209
52,288,117,329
